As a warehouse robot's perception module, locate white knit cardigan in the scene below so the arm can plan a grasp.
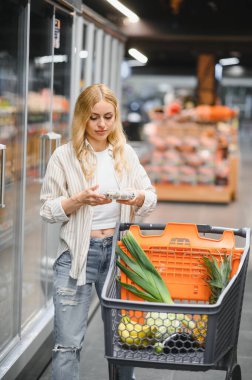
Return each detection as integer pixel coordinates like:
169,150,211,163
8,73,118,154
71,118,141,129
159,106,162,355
40,141,157,285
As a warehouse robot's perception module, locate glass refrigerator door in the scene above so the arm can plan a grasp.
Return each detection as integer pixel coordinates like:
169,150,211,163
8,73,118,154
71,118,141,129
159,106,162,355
22,2,73,326
21,0,53,326
0,0,24,351
45,8,72,302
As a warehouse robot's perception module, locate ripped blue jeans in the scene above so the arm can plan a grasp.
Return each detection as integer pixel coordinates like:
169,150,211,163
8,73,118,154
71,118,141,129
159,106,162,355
52,236,135,380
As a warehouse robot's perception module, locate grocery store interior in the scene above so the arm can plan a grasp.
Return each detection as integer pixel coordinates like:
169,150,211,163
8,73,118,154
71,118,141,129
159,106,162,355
0,1,252,379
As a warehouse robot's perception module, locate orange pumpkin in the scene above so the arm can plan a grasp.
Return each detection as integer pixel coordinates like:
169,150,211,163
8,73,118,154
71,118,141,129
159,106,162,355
196,105,237,122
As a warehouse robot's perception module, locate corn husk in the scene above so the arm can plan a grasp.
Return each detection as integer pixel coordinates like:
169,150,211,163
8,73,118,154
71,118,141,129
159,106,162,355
116,231,174,304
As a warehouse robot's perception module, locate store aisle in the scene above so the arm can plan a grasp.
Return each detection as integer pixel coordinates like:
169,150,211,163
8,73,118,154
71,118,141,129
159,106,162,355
39,132,252,380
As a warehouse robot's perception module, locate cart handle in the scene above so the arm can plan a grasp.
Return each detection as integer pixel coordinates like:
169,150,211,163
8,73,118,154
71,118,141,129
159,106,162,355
119,223,249,238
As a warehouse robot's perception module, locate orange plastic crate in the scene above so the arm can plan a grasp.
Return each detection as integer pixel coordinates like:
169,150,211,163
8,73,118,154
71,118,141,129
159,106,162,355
118,223,243,303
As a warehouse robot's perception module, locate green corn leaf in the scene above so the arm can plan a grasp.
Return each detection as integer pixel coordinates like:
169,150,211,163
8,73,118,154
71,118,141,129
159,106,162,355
125,232,174,304
149,270,174,304
121,233,156,289
116,279,158,302
118,231,174,304
115,244,147,280
116,260,163,301
123,232,163,280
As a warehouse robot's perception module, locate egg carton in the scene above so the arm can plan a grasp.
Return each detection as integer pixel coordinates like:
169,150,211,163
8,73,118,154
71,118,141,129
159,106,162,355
103,190,136,200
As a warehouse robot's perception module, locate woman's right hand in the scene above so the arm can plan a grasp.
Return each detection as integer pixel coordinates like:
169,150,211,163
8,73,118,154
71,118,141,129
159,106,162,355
73,184,111,206
62,185,111,215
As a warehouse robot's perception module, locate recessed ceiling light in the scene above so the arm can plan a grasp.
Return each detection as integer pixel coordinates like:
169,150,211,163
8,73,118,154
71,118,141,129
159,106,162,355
128,48,148,64
219,57,240,66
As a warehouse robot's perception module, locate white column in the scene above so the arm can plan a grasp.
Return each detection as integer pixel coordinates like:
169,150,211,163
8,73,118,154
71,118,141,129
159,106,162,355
102,34,111,86
116,42,125,101
94,28,104,84
70,14,83,122
110,38,119,92
84,22,95,87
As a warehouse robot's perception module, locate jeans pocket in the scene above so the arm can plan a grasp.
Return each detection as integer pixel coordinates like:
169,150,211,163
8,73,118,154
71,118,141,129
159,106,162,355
53,251,72,272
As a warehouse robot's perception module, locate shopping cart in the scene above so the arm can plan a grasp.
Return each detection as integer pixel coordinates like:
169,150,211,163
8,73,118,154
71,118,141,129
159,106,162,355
101,223,250,380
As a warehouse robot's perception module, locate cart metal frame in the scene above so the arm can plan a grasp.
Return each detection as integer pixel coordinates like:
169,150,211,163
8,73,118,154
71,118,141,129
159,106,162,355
101,223,250,380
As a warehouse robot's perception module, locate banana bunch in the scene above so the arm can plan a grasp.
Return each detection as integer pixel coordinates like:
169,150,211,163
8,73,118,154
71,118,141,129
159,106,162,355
118,315,152,348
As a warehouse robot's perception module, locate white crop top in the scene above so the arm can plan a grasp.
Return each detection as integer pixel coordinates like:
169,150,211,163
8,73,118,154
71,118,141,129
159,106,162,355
92,149,121,230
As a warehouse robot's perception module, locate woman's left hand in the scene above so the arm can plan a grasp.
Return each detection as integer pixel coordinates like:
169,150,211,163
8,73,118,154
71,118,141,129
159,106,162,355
116,190,145,208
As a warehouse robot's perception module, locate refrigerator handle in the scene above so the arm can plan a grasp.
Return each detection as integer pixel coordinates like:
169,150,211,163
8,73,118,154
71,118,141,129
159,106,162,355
0,144,6,208
39,132,61,181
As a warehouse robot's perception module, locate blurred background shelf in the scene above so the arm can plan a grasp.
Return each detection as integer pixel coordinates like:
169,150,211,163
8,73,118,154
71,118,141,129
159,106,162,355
155,154,238,203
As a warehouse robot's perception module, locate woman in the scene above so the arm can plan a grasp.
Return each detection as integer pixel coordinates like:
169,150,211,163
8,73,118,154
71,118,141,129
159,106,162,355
40,83,157,380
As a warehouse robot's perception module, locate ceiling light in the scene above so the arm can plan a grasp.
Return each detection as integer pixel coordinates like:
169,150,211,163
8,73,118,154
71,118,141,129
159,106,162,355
219,57,240,66
105,0,139,23
128,48,148,64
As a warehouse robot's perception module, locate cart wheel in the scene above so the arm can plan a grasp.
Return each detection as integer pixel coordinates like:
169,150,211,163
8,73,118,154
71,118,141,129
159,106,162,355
225,364,241,380
108,363,120,380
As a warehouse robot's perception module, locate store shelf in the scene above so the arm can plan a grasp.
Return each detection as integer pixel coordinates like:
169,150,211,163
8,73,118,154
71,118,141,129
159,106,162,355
156,183,233,203
141,108,239,203
155,154,239,203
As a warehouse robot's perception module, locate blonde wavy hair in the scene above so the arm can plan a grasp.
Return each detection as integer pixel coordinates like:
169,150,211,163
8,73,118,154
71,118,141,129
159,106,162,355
72,83,128,179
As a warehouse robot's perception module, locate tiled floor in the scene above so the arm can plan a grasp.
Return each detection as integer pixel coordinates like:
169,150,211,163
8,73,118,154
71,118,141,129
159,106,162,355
39,132,252,380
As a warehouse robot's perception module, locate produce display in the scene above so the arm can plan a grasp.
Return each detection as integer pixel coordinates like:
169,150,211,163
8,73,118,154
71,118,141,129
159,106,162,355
140,104,239,203
26,90,69,176
148,103,238,123
143,117,237,187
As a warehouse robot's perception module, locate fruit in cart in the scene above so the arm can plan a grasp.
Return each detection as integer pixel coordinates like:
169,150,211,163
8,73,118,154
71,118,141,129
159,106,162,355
203,254,232,304
146,312,208,346
118,315,152,347
154,341,164,354
181,314,208,346
146,312,184,341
